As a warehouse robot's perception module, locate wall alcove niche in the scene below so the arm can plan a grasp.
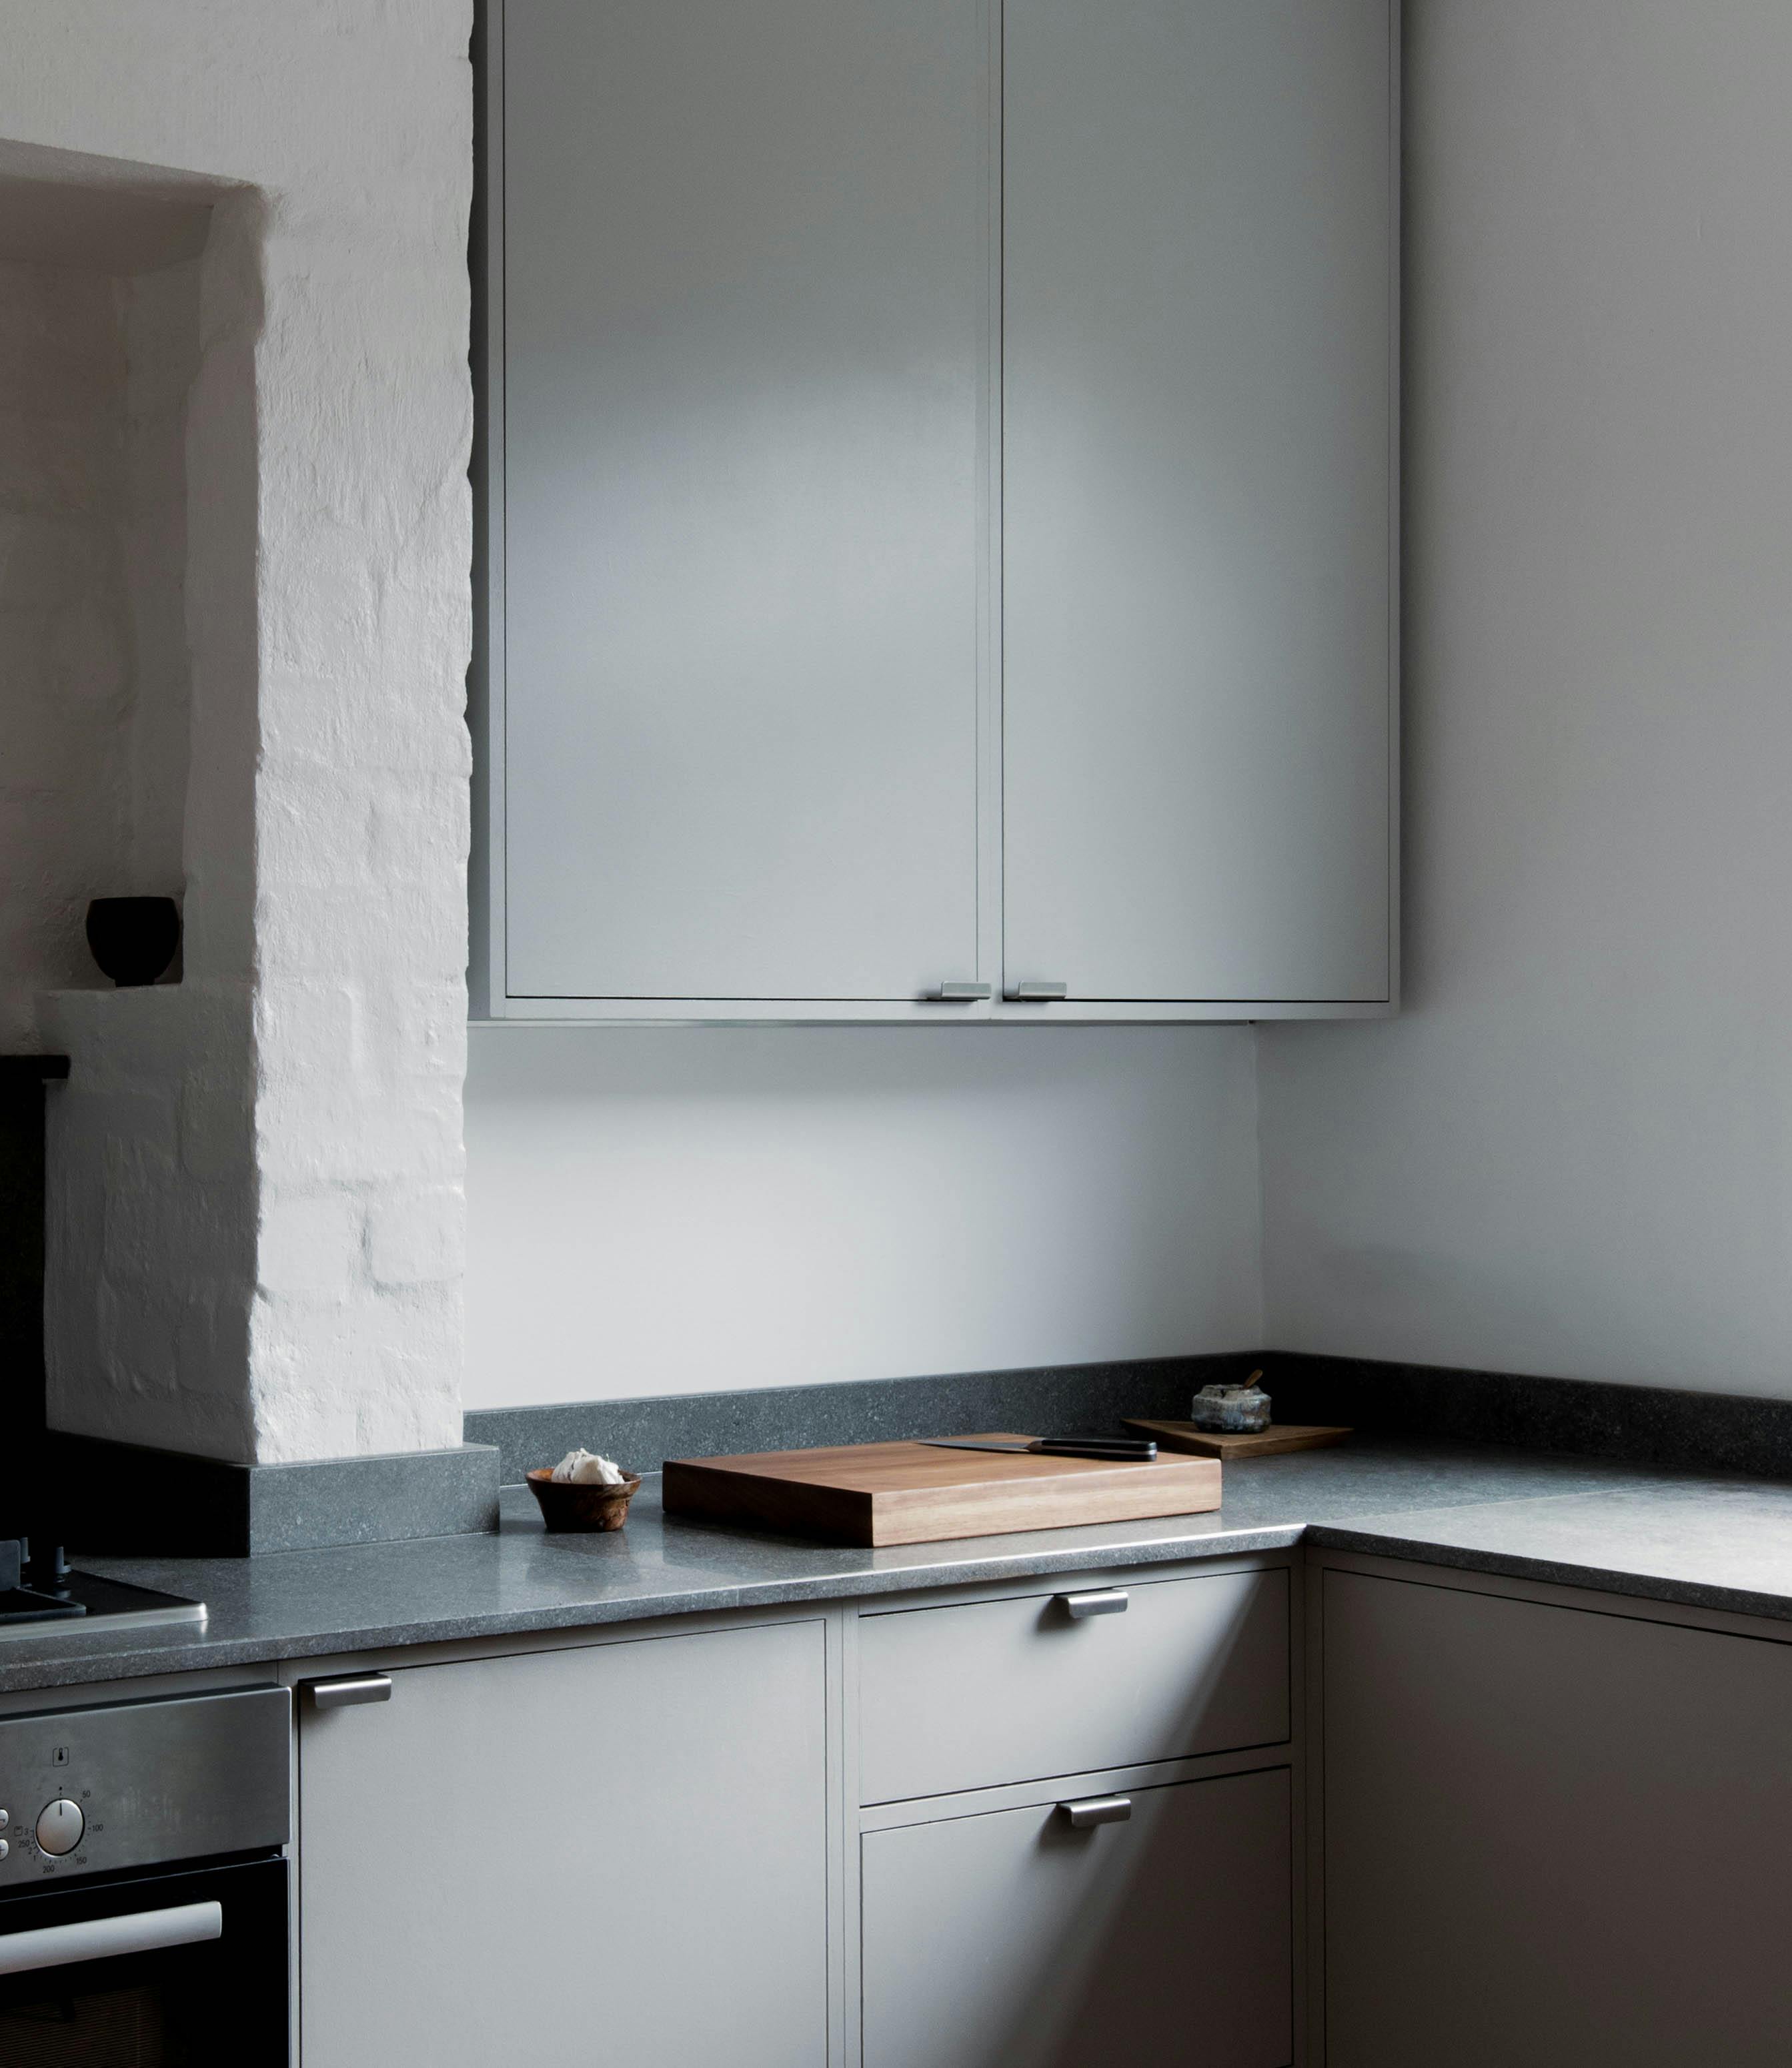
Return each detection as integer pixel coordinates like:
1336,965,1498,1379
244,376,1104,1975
0,140,269,1467
0,157,215,1027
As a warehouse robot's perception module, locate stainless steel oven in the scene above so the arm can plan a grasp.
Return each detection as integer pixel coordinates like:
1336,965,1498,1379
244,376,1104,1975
0,1686,289,2067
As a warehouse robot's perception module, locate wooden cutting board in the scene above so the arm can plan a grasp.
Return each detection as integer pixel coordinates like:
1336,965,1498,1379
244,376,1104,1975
1123,1417,1352,1460
662,1434,1222,1548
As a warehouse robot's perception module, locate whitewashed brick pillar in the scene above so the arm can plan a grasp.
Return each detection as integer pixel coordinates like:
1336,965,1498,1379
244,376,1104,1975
13,0,476,1468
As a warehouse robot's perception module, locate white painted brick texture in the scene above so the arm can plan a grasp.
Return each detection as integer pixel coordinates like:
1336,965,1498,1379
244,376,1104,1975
7,0,475,1465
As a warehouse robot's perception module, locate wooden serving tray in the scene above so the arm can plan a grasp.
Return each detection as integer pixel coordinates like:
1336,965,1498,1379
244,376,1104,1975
662,1434,1222,1548
1123,1418,1352,1460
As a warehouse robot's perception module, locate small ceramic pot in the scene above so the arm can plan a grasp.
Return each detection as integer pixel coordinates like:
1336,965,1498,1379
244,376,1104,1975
526,1467,642,1532
86,896,181,987
1188,1381,1272,1434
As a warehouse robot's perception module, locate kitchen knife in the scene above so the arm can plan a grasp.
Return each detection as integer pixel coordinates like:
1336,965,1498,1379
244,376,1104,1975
922,1438,1158,1462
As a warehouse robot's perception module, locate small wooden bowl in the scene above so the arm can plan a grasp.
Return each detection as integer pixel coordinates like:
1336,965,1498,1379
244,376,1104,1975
526,1468,643,1532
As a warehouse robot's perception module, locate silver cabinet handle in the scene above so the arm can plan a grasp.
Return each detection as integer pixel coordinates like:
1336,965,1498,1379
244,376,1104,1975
927,982,992,1002
1060,1795,1132,1829
1056,1587,1129,1619
1006,981,1068,1001
0,1900,222,1978
308,1674,393,1710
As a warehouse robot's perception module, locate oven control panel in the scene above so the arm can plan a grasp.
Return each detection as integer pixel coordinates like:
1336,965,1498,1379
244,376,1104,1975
0,1686,289,1887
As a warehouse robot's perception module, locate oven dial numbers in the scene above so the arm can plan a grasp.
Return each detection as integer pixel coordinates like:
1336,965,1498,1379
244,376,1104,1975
36,1799,84,1856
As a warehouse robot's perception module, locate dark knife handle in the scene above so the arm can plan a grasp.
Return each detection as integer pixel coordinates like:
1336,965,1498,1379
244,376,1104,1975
1032,1438,1158,1461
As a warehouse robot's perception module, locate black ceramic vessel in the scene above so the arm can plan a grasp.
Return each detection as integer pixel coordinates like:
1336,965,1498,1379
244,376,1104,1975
85,896,181,987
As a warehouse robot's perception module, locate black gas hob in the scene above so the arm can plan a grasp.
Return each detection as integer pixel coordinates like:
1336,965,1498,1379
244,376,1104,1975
0,1538,204,1640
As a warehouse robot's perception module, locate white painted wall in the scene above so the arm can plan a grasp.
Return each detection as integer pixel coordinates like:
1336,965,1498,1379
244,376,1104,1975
1260,0,1792,1393
465,1027,1262,1406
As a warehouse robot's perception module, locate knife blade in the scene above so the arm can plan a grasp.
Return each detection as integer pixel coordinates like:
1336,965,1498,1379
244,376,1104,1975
922,1438,1158,1462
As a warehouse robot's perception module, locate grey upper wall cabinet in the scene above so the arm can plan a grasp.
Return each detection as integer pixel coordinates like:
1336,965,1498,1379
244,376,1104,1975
474,0,1398,1023
1002,0,1396,1005
484,0,989,1013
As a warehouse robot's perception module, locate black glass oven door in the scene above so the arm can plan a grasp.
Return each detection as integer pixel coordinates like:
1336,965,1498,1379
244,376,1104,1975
0,1857,286,2068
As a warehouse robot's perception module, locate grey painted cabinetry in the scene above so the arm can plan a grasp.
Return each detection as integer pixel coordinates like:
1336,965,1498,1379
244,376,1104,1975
297,1620,829,2068
292,1558,1299,2068
1002,0,1395,1007
1322,1568,1792,2067
476,0,1397,1023
485,0,988,1014
862,1768,1292,2068
852,1562,1298,2068
858,1566,1290,1801
289,1546,1792,2065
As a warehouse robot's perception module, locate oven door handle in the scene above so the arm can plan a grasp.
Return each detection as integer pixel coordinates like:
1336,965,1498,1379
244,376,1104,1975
0,1899,223,1977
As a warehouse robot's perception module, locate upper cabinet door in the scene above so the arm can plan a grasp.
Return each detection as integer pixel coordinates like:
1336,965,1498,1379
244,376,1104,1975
1001,0,1397,1006
498,0,989,1003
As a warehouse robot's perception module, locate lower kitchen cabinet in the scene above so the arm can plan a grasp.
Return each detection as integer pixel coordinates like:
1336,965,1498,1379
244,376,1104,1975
1322,1566,1792,2067
858,1567,1290,1804
860,1767,1293,2068
297,1618,828,2068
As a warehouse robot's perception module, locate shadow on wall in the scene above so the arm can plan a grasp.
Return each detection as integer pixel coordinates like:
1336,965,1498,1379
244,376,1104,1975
0,147,205,1036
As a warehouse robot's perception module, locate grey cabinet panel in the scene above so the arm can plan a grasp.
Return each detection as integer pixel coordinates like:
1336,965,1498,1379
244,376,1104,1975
299,1622,828,2068
858,1566,1288,1802
499,0,986,1002
485,0,1397,1020
1002,0,1395,1003
862,1767,1292,2068
1323,1570,1792,2067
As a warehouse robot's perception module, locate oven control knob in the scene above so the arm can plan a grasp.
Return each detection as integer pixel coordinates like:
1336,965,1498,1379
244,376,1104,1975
36,1800,83,1856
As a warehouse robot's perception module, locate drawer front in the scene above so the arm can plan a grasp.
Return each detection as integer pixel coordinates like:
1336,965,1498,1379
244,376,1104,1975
862,1766,1293,2068
858,1565,1288,1803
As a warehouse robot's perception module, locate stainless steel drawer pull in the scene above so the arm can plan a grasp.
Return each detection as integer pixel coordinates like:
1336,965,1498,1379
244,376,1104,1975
1060,1794,1132,1829
0,1900,222,1978
928,982,992,1002
308,1674,393,1710
1057,1588,1129,1619
1006,981,1068,1001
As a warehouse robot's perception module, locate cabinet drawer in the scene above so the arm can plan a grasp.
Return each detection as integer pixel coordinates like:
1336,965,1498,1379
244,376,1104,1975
862,1766,1292,2068
858,1566,1288,1803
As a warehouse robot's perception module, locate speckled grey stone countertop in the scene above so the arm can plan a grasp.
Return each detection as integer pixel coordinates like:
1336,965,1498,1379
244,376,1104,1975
1306,1472,1792,1619
3,1437,1786,1698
